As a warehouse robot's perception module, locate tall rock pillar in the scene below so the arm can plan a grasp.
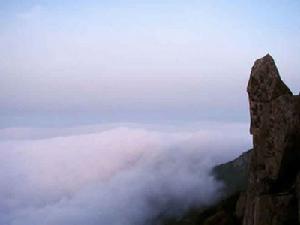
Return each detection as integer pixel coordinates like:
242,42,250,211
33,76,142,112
240,54,300,225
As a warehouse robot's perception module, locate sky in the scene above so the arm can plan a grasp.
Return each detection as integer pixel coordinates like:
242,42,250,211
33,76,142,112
1,0,300,127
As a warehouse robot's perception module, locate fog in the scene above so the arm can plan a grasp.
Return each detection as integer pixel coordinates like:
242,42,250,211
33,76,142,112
0,123,250,225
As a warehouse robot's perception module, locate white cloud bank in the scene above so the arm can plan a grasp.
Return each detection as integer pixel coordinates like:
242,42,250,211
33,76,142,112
0,123,251,225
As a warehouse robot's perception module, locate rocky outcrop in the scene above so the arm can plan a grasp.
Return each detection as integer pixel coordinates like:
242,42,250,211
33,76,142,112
238,54,300,225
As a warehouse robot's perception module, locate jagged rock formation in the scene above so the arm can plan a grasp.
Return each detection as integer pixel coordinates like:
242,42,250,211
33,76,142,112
237,54,300,225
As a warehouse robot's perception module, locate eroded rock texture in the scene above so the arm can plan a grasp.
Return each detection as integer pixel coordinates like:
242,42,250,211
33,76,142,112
238,54,300,225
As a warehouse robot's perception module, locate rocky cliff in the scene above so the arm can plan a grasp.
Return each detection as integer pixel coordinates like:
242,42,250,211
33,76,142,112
237,54,300,225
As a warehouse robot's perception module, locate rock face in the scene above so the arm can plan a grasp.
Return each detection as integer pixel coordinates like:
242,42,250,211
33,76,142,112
238,54,300,225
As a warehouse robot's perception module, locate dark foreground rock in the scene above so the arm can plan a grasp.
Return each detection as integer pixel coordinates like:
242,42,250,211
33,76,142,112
161,193,241,225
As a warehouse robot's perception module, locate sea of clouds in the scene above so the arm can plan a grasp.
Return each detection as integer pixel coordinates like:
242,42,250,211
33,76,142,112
0,123,251,225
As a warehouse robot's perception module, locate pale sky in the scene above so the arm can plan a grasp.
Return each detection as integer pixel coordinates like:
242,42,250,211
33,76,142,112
1,0,300,127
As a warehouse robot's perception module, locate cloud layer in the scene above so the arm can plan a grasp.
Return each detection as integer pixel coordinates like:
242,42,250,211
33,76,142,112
0,123,250,225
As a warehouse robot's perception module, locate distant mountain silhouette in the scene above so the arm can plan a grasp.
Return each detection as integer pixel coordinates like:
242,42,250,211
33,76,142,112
161,150,250,225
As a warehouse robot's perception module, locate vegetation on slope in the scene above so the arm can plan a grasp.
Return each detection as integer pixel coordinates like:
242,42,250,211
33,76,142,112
159,150,251,225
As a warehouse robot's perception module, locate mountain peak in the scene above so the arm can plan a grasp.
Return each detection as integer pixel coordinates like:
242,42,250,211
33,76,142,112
248,54,291,103
247,54,292,135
